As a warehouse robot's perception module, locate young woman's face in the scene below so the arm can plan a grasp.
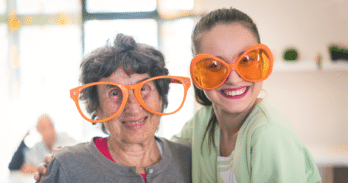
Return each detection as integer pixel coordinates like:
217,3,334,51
199,23,262,114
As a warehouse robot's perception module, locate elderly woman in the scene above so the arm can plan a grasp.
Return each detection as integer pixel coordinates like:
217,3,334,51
39,34,192,183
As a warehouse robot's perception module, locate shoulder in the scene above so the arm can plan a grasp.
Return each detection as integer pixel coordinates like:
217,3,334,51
158,137,191,153
164,138,191,151
52,139,94,162
194,105,213,120
241,101,302,146
188,105,213,128
246,101,295,134
157,137,192,173
157,137,191,163
171,105,213,142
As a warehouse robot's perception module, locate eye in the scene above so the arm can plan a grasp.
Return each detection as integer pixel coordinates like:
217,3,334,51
140,82,153,99
243,50,260,62
208,60,219,68
108,89,122,100
141,84,151,94
242,56,252,63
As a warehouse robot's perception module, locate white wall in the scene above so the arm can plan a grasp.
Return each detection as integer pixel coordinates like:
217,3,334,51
263,70,348,146
196,0,348,62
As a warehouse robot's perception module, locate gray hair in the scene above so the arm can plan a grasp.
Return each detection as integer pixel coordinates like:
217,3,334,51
79,34,169,134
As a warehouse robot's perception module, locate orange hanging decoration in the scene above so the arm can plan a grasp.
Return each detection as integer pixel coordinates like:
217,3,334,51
8,11,22,31
57,13,71,25
25,16,33,25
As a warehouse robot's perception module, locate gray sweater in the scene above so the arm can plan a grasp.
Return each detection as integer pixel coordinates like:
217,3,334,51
39,137,192,183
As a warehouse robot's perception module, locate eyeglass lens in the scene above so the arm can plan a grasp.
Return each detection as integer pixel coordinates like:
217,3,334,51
77,78,186,121
194,48,271,89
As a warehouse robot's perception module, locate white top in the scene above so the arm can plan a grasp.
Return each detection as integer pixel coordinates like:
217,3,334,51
217,151,239,183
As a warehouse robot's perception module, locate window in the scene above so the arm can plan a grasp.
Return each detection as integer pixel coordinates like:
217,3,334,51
19,25,82,137
84,19,158,54
0,24,8,103
157,18,196,139
1,0,81,178
16,0,79,14
0,0,5,14
161,0,194,11
86,0,156,13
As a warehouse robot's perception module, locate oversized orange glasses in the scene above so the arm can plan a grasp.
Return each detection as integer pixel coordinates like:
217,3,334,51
190,44,274,90
70,76,191,123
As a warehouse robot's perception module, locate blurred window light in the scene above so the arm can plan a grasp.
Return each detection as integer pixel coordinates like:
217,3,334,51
0,0,5,14
19,25,82,139
86,0,156,13
161,0,194,11
161,18,194,76
16,0,79,14
0,24,7,65
84,19,158,54
0,24,8,97
155,18,195,139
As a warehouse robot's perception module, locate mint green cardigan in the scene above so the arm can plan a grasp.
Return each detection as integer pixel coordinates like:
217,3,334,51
172,100,322,183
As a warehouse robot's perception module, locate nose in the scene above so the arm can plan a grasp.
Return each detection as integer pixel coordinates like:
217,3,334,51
123,90,143,114
225,70,243,84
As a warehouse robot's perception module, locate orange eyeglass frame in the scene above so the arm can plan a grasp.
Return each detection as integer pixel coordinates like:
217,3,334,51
70,76,191,123
190,44,274,90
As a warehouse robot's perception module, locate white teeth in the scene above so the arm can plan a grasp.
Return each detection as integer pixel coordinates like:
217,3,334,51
223,87,247,96
123,118,145,124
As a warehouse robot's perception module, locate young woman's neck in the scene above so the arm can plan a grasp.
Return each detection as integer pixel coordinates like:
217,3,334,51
215,98,262,139
215,98,262,156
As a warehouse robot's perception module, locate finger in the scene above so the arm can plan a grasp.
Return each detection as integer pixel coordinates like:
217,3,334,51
34,173,40,182
37,163,47,175
44,155,53,164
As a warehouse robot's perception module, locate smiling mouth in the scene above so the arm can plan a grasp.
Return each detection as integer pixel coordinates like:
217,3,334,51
122,117,147,124
220,86,249,99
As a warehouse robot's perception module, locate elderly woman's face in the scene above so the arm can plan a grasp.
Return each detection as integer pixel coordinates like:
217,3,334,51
97,68,162,144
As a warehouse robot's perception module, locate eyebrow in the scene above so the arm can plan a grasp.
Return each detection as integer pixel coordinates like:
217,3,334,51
215,50,246,60
106,77,150,88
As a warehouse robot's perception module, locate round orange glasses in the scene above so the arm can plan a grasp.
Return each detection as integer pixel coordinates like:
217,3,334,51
190,44,274,90
70,76,191,123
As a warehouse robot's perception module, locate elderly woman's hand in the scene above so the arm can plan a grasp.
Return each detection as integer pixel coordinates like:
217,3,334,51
33,146,61,182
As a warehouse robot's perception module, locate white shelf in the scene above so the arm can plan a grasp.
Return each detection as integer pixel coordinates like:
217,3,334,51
307,144,348,167
272,60,348,72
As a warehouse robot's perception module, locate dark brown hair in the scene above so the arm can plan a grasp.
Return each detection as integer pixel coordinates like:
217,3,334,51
191,8,261,152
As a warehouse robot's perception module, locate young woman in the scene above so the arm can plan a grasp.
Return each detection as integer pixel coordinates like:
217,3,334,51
172,8,322,183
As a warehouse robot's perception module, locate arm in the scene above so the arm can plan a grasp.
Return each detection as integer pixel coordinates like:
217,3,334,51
8,140,28,171
39,157,69,183
170,117,194,143
171,105,213,144
34,146,62,182
250,125,321,183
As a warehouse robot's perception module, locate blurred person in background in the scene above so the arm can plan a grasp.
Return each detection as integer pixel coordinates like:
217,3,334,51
20,114,76,173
